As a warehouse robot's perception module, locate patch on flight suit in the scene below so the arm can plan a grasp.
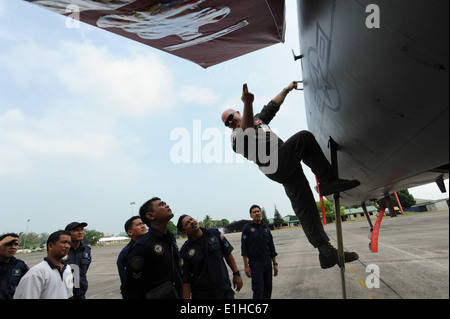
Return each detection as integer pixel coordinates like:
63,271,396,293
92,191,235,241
130,256,144,271
12,268,22,277
188,248,196,257
153,243,164,255
83,252,91,260
250,227,256,232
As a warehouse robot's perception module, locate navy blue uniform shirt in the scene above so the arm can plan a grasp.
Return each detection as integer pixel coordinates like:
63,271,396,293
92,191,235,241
180,228,234,299
241,222,277,262
122,227,182,299
117,239,136,290
0,257,29,299
65,242,91,298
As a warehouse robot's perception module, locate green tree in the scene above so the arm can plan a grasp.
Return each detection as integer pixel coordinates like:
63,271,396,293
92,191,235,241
261,207,270,225
84,229,104,246
273,205,284,227
168,221,178,236
316,200,335,223
38,233,49,247
220,219,230,226
203,215,214,228
210,219,229,228
18,232,43,249
376,189,416,209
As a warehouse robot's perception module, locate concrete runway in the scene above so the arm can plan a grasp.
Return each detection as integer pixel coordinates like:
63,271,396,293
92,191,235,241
17,210,449,299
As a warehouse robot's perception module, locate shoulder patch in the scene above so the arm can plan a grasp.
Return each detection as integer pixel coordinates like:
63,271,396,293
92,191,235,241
12,268,22,277
153,243,164,255
130,256,144,271
188,248,196,258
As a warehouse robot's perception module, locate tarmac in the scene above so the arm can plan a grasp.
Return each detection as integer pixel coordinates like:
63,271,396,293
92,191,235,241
16,210,449,299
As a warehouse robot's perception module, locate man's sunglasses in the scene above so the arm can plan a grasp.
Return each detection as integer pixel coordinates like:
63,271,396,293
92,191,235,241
225,112,236,127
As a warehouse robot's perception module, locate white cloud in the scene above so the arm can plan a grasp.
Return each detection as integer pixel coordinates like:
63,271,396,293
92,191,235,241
179,85,219,106
0,38,178,177
0,108,121,177
1,39,175,118
55,40,176,117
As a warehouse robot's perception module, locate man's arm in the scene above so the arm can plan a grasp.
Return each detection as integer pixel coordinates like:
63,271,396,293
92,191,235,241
272,257,278,277
243,255,251,278
240,83,255,131
122,244,146,299
183,283,191,299
0,236,18,247
272,81,298,105
241,227,251,278
268,228,278,277
256,81,298,124
225,253,243,292
180,247,193,299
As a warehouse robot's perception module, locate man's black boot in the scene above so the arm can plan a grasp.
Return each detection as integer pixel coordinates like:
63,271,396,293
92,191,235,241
318,243,359,269
319,178,361,196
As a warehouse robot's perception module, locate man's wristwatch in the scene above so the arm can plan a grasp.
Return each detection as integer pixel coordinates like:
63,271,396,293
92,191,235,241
273,263,278,266
233,271,241,276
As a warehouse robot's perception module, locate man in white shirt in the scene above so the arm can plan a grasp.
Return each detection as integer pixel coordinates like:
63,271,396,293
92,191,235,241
14,230,73,299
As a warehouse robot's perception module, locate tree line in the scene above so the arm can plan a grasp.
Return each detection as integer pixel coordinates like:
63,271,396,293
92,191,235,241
2,229,104,250
173,190,416,234
6,190,416,247
316,189,416,223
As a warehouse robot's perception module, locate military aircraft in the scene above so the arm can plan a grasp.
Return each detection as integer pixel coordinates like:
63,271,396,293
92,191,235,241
24,0,448,207
296,0,448,207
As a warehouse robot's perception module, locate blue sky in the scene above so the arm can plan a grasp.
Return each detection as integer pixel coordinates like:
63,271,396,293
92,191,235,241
1,0,448,236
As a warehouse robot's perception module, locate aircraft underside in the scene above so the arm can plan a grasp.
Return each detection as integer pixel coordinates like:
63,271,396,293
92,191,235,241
296,0,449,206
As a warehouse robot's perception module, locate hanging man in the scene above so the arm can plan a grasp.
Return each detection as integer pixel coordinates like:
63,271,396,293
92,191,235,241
221,82,359,269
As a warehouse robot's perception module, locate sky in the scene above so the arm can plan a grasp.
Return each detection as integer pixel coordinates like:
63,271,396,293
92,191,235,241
1,0,448,236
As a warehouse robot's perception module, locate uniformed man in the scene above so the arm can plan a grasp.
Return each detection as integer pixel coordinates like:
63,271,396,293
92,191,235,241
177,215,243,299
0,233,29,299
241,205,278,299
64,221,92,299
122,197,182,299
117,216,147,296
222,83,360,269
